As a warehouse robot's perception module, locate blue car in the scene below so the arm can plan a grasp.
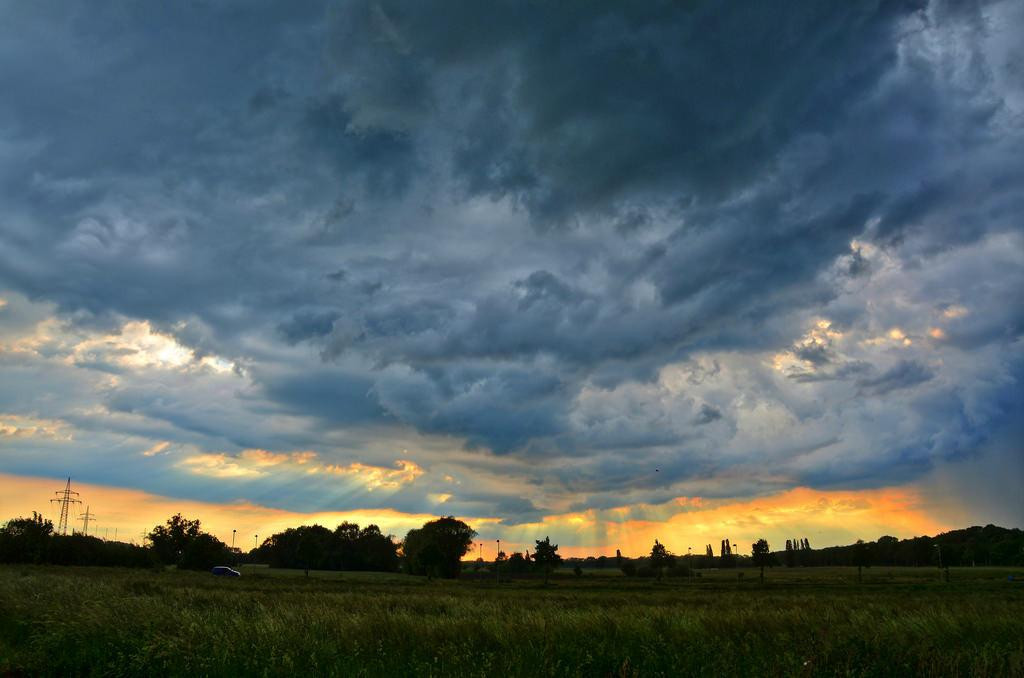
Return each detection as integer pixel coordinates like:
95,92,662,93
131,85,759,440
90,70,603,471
211,566,241,577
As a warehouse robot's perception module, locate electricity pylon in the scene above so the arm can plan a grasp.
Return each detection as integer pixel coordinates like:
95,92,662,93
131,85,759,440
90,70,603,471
50,477,81,535
79,506,97,536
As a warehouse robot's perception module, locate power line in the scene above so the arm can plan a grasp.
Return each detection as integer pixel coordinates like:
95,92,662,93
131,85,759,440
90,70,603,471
49,477,81,535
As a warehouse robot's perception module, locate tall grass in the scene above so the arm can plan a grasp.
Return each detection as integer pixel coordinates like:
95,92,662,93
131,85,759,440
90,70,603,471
1,566,1021,676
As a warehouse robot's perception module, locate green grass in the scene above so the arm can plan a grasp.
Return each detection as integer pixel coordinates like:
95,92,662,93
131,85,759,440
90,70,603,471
1,565,1022,677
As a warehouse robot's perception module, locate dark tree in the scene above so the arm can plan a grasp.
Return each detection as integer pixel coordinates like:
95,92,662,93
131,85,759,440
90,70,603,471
256,525,334,570
719,538,736,568
146,514,231,570
875,535,899,565
354,524,401,572
533,536,562,584
404,535,445,579
751,538,772,583
797,537,811,566
179,533,232,571
147,514,203,566
507,551,531,573
0,513,53,563
649,540,676,581
402,517,476,579
784,539,796,567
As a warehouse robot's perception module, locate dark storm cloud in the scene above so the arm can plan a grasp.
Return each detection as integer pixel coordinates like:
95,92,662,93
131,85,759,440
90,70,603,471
857,360,935,396
694,404,723,426
0,0,1022,522
372,362,571,454
259,368,389,426
793,343,834,367
277,310,340,345
329,1,920,223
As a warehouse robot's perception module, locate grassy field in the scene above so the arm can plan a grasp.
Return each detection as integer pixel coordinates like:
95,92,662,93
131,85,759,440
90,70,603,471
1,565,1022,677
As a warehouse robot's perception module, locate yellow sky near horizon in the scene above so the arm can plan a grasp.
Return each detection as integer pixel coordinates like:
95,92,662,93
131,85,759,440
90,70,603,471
0,472,950,558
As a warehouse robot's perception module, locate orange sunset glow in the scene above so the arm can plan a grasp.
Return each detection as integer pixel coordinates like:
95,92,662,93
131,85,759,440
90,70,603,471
1,473,950,558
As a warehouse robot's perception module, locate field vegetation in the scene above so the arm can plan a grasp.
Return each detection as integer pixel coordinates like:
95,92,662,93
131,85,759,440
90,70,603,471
2,564,1022,677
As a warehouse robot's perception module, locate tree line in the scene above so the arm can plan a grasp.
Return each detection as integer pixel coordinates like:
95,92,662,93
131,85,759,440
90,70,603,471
0,513,155,568
771,525,1023,568
2,511,1021,575
251,522,400,572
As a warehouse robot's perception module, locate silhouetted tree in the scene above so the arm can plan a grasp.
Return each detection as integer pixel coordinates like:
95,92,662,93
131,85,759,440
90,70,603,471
402,517,475,579
507,551,531,573
784,539,796,568
0,513,53,564
719,538,736,568
649,540,676,581
147,514,203,566
180,533,232,571
533,536,562,585
262,525,321,569
147,514,230,570
751,538,772,583
797,537,811,566
354,524,401,571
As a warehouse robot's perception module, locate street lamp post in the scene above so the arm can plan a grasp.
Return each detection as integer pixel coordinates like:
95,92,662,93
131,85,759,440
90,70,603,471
496,539,500,584
231,529,236,550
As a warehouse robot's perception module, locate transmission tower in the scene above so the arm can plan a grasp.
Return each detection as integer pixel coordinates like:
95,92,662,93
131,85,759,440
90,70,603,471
50,477,81,535
79,506,97,536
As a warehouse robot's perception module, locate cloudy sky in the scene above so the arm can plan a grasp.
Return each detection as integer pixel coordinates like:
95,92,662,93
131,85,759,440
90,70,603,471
1,0,1021,555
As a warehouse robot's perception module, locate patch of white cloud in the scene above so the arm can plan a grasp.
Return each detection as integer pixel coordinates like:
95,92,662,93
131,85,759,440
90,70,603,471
0,414,71,441
178,448,424,492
